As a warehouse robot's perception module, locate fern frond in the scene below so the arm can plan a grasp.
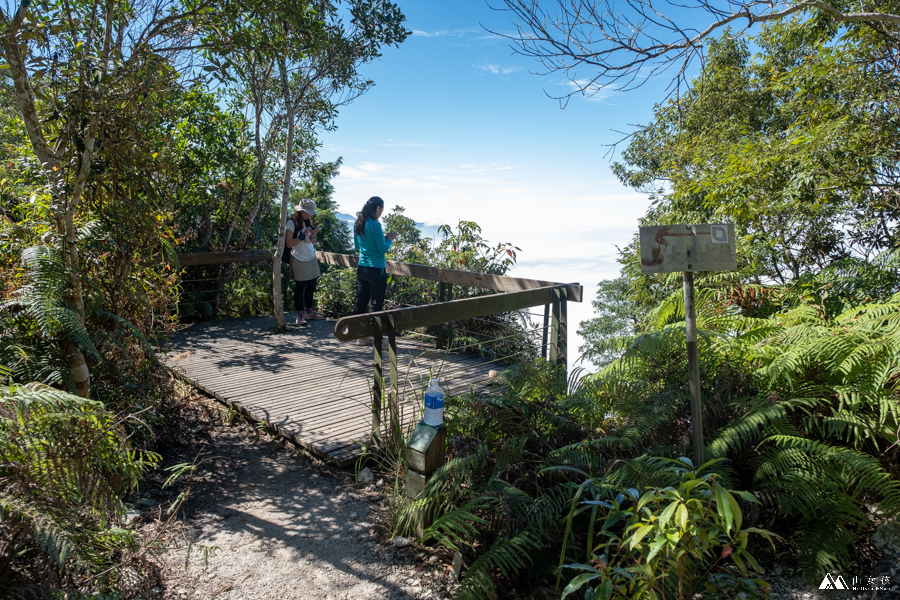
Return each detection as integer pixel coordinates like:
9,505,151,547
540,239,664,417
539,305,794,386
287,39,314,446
3,245,102,362
453,529,543,600
764,435,892,493
0,383,156,579
707,401,788,458
422,498,493,551
792,513,856,576
0,492,77,569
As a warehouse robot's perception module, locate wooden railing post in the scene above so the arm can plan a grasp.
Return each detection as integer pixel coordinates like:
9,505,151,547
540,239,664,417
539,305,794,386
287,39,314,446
372,317,384,435
437,283,447,349
558,287,568,381
386,315,399,436
549,287,568,383
542,303,550,360
372,316,400,439
437,283,453,349
549,290,560,367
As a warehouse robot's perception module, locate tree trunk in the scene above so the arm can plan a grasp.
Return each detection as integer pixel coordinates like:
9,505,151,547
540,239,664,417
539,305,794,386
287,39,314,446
59,112,100,397
3,21,97,397
226,68,274,291
273,56,295,332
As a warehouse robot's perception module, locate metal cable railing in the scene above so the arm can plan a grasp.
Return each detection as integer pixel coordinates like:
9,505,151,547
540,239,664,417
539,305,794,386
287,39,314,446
174,261,285,320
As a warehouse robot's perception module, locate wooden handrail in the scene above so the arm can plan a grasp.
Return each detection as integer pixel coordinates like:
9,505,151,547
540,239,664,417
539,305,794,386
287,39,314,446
177,250,583,302
334,284,571,341
178,249,274,266
318,252,582,302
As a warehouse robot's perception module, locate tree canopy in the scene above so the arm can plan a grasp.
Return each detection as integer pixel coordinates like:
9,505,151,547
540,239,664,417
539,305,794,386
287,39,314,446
0,0,409,390
570,10,900,363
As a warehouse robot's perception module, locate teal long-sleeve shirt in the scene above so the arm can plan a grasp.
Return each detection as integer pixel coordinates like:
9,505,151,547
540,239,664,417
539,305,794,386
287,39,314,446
354,218,393,268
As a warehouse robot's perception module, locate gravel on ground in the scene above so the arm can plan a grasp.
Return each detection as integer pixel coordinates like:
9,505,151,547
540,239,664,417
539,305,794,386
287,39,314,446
133,392,454,600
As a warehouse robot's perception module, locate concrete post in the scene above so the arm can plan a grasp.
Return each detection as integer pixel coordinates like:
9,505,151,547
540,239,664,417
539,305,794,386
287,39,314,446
406,423,447,537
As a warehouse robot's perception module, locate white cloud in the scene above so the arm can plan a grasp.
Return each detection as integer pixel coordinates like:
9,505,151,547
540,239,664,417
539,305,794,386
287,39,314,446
338,162,389,179
475,63,522,75
411,28,478,38
562,79,620,103
454,163,513,173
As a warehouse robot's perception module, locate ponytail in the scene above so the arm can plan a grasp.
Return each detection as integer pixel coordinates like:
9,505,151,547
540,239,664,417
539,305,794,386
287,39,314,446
354,196,384,236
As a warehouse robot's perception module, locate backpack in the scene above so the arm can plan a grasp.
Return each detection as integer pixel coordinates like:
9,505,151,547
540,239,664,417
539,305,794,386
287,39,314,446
282,218,300,264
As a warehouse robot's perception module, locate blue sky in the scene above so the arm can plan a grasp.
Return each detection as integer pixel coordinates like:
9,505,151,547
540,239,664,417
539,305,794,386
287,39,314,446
319,0,673,367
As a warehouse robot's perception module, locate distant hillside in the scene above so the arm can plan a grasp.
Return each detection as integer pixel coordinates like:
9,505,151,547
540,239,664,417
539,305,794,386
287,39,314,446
334,211,441,241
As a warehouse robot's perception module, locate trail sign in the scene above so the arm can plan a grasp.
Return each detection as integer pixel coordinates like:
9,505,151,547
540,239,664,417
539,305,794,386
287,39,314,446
638,223,737,467
639,224,736,274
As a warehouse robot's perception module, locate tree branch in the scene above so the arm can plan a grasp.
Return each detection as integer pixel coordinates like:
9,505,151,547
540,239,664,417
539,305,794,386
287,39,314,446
494,0,900,99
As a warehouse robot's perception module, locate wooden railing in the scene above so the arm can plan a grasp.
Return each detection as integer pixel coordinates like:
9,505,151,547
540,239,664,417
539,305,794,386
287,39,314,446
316,252,582,435
176,249,583,434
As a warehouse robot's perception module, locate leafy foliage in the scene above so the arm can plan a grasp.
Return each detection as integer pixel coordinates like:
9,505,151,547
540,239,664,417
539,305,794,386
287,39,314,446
560,459,775,600
612,26,900,288
580,284,900,578
572,20,900,581
293,160,353,254
578,277,652,368
1,244,95,386
0,384,160,595
393,361,776,598
0,213,168,392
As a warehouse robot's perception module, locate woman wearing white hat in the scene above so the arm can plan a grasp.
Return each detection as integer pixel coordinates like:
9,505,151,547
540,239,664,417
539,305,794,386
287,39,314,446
285,199,323,325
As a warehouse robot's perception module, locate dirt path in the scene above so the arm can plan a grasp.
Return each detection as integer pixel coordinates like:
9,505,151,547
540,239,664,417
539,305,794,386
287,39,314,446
139,394,453,600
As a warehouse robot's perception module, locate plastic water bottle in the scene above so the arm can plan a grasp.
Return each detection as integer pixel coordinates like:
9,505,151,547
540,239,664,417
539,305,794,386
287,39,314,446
423,379,444,426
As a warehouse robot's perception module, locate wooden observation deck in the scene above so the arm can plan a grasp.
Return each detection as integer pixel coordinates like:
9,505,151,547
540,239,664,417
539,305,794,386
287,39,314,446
164,251,582,466
161,315,502,466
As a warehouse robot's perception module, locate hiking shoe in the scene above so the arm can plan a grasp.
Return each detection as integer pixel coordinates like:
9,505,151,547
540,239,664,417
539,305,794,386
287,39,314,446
296,314,307,326
305,311,324,320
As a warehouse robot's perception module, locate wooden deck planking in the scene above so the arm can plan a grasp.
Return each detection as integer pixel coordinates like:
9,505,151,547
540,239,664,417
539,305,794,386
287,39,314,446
160,315,505,466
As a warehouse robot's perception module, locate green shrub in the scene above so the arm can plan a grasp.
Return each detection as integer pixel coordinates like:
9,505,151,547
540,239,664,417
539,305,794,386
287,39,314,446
0,384,160,596
560,458,775,600
391,362,780,599
316,266,358,318
581,287,900,578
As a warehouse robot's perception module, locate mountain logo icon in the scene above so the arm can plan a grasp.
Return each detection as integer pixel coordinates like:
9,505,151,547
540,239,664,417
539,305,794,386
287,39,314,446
819,573,849,589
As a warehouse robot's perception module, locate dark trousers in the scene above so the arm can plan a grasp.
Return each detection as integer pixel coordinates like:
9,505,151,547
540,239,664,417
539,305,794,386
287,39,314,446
293,277,318,312
355,266,387,314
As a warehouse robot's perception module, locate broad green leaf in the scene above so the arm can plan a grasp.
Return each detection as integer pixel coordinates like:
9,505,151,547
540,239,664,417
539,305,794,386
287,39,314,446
714,483,733,532
627,524,654,549
731,552,747,576
646,539,666,562
727,491,742,532
560,572,600,598
658,500,678,527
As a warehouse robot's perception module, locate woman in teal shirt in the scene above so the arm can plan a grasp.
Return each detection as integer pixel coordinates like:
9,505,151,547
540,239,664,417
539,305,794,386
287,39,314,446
353,196,397,315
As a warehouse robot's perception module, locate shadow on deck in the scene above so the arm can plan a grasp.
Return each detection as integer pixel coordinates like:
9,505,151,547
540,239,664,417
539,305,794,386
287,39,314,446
160,315,501,466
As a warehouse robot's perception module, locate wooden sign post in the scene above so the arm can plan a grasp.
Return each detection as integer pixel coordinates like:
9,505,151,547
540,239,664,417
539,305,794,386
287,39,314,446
639,224,737,466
